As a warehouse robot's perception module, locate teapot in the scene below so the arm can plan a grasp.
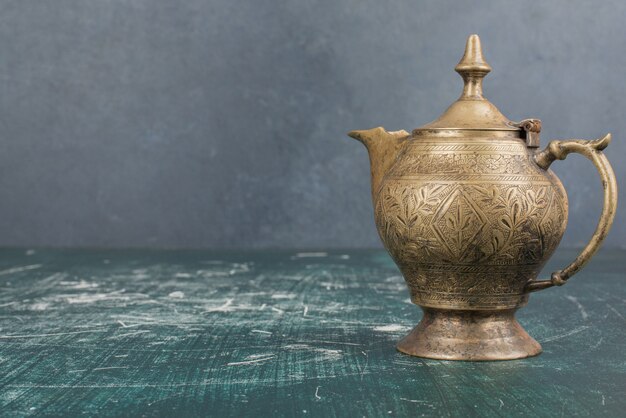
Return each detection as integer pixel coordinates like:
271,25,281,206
348,35,618,360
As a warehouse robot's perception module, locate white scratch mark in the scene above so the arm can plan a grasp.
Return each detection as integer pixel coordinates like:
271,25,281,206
591,337,604,350
25,249,36,256
204,299,234,312
359,351,368,381
228,263,251,275
30,302,49,311
59,280,99,289
0,329,106,339
168,291,185,299
93,366,129,371
319,282,347,290
283,344,311,350
339,254,350,259
175,273,193,278
373,324,409,332
259,304,266,311
65,291,130,304
602,394,605,405
399,398,422,403
247,353,272,359
115,320,143,328
607,304,625,323
227,355,275,366
271,306,284,314
111,330,150,339
112,315,207,328
565,295,589,320
0,264,42,276
499,399,504,409
304,339,361,346
251,329,272,335
541,326,590,343
271,293,296,299
315,386,321,400
303,305,308,317
283,344,343,360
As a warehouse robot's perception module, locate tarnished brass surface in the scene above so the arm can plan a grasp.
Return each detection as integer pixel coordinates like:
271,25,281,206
348,34,618,360
397,308,541,361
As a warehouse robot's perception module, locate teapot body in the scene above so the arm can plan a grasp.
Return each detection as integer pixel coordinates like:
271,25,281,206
374,132,568,310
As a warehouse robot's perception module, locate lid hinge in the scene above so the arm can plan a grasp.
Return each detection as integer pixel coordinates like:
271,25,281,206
514,119,542,148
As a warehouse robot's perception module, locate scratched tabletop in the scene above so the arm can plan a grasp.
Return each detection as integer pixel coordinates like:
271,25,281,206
0,249,624,417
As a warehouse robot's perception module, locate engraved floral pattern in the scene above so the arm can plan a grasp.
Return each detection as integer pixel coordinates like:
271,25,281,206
375,184,447,259
388,152,529,176
374,141,568,308
377,183,564,266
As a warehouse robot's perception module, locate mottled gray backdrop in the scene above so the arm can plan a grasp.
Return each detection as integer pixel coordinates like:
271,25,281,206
0,0,623,249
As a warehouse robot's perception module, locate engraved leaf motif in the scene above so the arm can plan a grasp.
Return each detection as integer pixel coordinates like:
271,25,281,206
511,201,522,225
394,215,407,229
506,188,517,203
418,187,427,201
474,185,490,197
536,187,546,201
422,185,445,203
445,213,457,229
460,212,472,230
535,187,548,208
500,215,513,230
491,230,505,253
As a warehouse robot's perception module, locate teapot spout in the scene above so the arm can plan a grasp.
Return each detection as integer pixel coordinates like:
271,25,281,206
348,127,410,201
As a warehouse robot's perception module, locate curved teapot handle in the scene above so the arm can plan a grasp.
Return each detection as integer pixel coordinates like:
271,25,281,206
525,134,618,292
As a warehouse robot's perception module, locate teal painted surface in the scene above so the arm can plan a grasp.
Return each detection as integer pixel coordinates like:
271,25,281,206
0,249,624,417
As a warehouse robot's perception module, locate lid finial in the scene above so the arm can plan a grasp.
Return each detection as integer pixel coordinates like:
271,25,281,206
413,34,515,132
455,34,491,100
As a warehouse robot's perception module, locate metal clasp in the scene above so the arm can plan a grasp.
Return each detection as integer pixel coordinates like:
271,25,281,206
514,119,542,148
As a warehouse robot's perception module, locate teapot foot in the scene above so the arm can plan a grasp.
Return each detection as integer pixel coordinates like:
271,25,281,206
397,307,541,361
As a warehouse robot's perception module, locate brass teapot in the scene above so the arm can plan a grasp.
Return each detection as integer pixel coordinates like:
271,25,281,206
348,35,618,360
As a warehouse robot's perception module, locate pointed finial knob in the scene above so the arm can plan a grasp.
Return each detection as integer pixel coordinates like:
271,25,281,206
455,34,491,99
456,34,492,74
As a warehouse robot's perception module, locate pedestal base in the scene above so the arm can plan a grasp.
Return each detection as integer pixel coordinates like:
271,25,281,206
397,308,542,361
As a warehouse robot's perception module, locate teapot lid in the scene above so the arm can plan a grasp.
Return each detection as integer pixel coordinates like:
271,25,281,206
415,34,518,132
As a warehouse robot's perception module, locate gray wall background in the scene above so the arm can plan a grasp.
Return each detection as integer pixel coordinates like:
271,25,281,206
0,0,623,249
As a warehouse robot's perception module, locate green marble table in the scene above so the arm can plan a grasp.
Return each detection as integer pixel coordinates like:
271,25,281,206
0,248,624,417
